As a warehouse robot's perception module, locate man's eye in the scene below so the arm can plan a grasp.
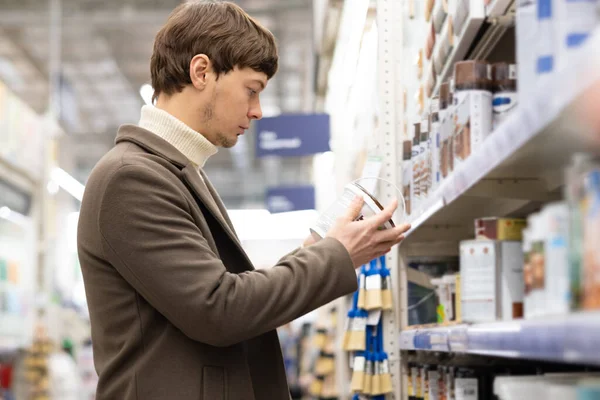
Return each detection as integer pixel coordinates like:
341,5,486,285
248,89,257,96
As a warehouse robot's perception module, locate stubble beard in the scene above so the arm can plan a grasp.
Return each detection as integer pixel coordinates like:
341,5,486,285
203,93,236,148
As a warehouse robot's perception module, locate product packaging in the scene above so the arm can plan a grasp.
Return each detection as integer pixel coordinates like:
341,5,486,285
420,118,432,202
429,368,441,400
403,140,413,216
433,274,457,323
460,240,524,322
453,60,493,169
438,366,448,400
380,256,393,310
425,0,435,21
439,82,453,179
491,63,518,130
433,0,449,33
434,15,454,74
564,153,597,310
475,217,526,241
454,274,462,322
452,0,470,37
426,21,436,60
455,369,478,400
522,226,534,319
426,62,438,98
446,366,456,400
365,259,383,310
422,365,430,400
430,99,442,193
350,352,366,392
543,202,570,316
553,0,599,73
582,169,600,310
527,212,546,319
417,49,425,80
516,0,539,105
412,124,423,214
535,0,555,82
408,363,416,400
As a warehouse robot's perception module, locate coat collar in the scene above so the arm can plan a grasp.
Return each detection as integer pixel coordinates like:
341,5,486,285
115,125,243,251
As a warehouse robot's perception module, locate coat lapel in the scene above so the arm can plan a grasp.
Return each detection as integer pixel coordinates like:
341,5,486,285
180,165,240,246
198,169,238,235
115,125,252,267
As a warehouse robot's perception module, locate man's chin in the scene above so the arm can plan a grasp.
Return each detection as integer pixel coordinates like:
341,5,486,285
216,134,238,148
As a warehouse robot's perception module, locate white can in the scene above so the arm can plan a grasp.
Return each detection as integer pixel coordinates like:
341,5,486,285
310,179,406,240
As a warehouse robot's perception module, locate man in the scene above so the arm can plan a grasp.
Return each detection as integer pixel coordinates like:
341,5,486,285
77,1,410,399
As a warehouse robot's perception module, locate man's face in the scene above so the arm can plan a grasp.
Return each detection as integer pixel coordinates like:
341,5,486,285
201,66,267,148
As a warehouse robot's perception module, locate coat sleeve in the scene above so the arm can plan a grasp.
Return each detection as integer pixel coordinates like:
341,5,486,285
98,164,357,347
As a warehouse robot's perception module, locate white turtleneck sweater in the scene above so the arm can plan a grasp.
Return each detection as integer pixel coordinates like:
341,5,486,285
138,105,218,170
138,105,225,219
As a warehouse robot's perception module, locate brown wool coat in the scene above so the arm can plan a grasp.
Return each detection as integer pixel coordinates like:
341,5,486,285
76,125,358,400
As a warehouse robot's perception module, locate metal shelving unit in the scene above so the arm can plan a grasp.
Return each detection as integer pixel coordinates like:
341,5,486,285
400,311,600,367
374,1,600,399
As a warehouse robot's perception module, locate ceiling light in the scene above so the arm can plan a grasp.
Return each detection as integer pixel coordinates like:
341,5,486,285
50,167,85,201
47,180,59,195
140,84,154,106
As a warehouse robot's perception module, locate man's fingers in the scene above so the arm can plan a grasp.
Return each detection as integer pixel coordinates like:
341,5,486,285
369,199,398,228
343,196,364,222
373,223,411,242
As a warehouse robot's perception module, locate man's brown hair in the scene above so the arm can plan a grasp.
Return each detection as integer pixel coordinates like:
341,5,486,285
150,0,278,102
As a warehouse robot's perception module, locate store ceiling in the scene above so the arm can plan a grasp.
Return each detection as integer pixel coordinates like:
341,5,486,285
0,0,317,208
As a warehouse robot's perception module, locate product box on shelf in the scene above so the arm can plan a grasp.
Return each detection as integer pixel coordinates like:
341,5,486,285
434,15,454,75
453,60,493,169
516,0,538,105
535,0,555,82
491,63,518,131
412,124,422,215
432,0,448,33
475,217,526,241
403,140,413,216
439,82,454,179
460,240,524,323
523,201,571,319
544,202,570,316
430,100,442,193
581,168,600,310
553,0,599,73
420,118,432,201
452,0,470,38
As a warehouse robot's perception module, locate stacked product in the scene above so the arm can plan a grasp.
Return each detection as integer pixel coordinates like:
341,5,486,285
460,218,527,323
343,256,394,399
494,373,600,400
307,308,338,399
406,60,519,220
516,0,600,104
431,273,461,324
407,363,489,400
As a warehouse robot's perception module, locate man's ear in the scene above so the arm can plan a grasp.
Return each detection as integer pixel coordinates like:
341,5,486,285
190,54,212,90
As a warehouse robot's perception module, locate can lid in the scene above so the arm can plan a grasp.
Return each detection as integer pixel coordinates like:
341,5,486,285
454,60,491,91
439,82,450,109
403,140,412,159
413,122,421,140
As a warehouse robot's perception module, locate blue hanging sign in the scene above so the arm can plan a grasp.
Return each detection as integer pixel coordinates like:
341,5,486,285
255,113,330,158
266,185,316,213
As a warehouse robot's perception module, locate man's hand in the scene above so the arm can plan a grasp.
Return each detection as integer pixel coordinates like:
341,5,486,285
326,196,410,268
302,234,317,248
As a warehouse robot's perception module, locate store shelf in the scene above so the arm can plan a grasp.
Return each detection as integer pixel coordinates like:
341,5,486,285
431,0,486,98
400,312,600,366
403,27,600,244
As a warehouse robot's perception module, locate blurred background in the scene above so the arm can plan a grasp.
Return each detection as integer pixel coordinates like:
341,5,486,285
0,0,379,398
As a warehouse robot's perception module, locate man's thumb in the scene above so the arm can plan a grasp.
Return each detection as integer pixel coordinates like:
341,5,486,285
344,196,364,221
